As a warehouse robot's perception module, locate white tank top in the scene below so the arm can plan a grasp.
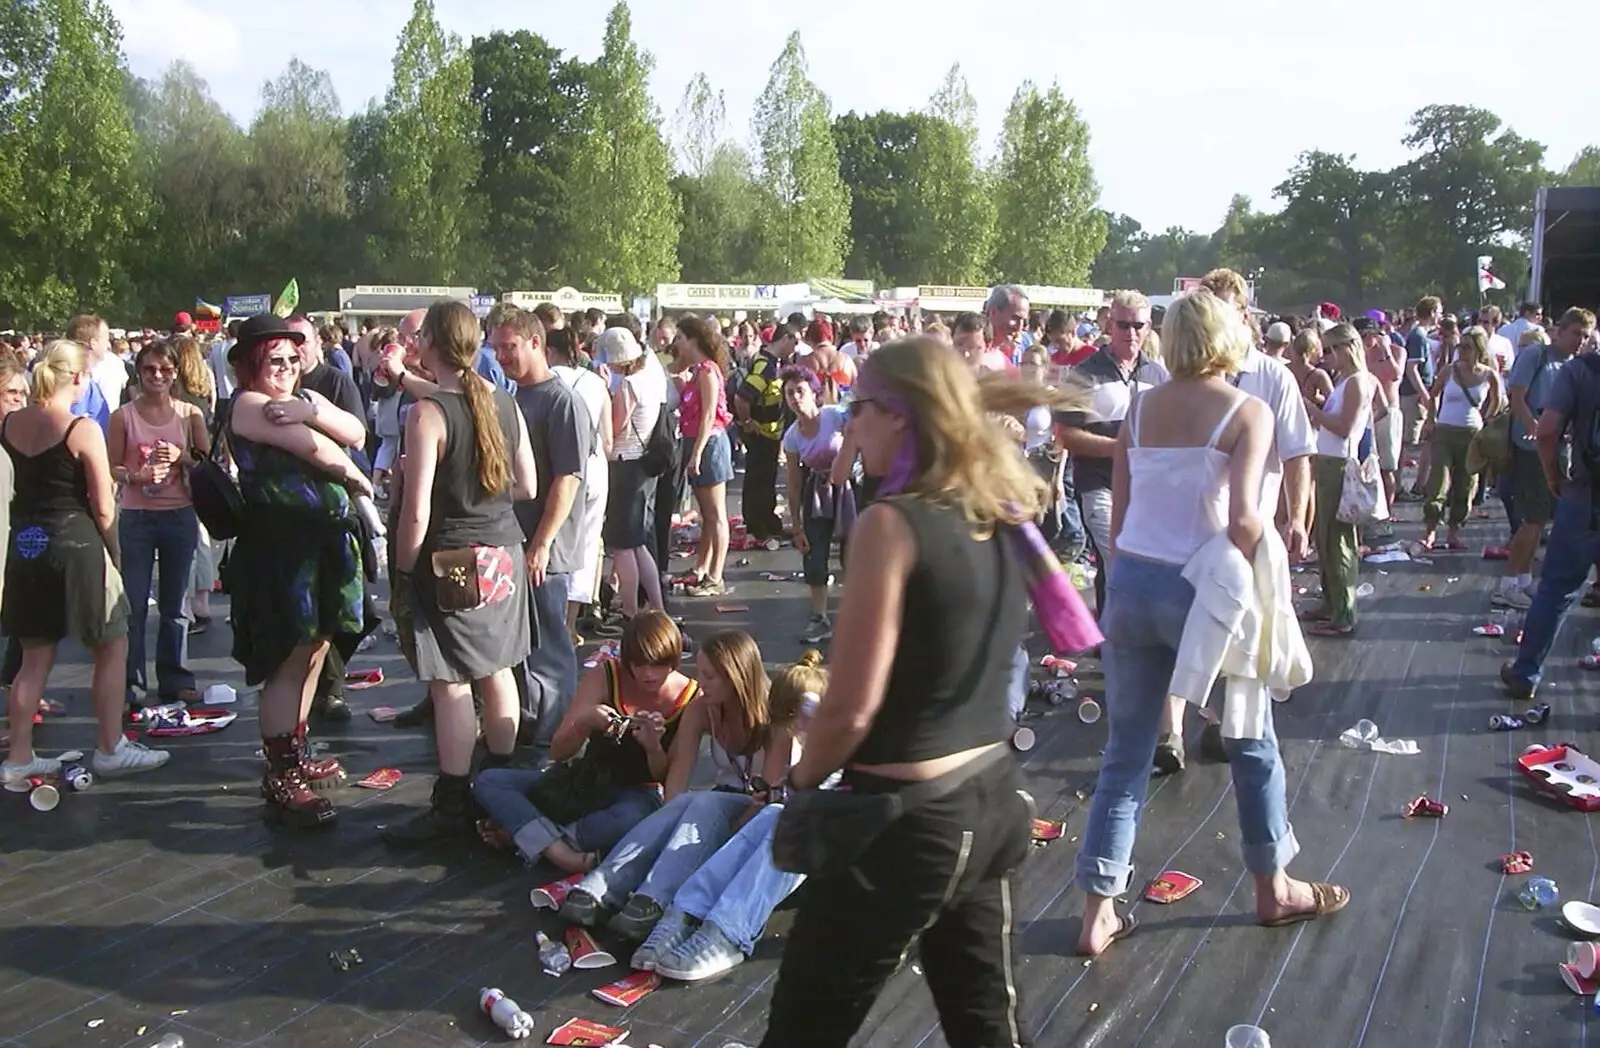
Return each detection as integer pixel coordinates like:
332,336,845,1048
1437,367,1490,428
1315,375,1372,458
1114,393,1245,566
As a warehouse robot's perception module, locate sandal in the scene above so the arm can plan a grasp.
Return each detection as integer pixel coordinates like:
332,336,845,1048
1297,607,1334,623
1260,882,1350,927
165,688,202,704
1307,623,1356,638
1077,913,1139,956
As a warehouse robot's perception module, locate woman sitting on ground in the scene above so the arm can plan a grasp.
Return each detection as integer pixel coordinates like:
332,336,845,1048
226,315,372,827
472,610,700,873
1,341,170,782
558,630,781,941
642,650,827,982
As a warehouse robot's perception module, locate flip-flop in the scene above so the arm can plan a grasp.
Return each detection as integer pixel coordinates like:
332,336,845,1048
1260,882,1350,927
1297,607,1334,623
1307,623,1356,638
1077,913,1139,956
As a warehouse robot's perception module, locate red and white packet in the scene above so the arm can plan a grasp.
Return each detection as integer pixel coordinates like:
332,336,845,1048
591,970,661,1007
547,1017,627,1045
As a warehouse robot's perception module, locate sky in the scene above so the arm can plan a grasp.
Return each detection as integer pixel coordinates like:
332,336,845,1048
107,0,1597,236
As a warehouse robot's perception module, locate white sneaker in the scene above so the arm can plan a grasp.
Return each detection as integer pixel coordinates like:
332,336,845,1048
2,754,62,789
1493,584,1532,610
92,736,170,777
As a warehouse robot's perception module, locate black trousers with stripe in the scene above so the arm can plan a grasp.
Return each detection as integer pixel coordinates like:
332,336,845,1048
760,753,1034,1048
742,432,783,539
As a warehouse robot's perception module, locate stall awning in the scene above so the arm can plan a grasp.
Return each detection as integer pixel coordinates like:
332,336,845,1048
338,285,476,317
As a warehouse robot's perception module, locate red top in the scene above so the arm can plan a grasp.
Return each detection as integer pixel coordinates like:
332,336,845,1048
679,360,731,440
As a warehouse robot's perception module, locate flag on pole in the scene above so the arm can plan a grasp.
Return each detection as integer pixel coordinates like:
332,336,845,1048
193,298,222,318
1477,255,1506,293
272,278,300,317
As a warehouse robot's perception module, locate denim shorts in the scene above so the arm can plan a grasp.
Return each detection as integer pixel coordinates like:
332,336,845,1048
686,428,734,488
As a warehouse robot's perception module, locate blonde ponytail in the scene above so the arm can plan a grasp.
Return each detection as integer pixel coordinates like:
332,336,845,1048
31,340,86,405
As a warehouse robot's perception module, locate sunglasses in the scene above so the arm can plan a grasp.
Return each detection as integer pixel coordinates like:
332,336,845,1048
265,354,301,370
1114,320,1148,332
140,364,175,376
847,398,876,419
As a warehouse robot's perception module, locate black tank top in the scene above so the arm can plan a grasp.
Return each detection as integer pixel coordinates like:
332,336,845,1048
593,661,699,787
425,387,525,550
3,416,93,518
851,497,1027,765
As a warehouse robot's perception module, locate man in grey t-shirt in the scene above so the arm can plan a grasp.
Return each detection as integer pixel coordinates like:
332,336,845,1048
493,308,594,746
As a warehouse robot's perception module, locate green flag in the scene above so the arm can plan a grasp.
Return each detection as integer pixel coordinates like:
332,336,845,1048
272,278,300,317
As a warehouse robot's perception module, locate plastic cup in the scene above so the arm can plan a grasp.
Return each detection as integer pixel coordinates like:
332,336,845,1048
1225,1026,1271,1048
29,782,60,812
1570,941,1600,979
1011,726,1036,752
203,683,237,705
1077,696,1102,724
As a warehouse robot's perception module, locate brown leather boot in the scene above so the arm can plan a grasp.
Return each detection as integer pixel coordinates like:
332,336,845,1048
261,733,336,828
294,723,348,792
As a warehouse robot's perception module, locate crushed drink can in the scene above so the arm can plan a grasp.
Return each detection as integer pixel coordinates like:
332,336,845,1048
1490,714,1525,732
60,763,92,791
1523,702,1552,725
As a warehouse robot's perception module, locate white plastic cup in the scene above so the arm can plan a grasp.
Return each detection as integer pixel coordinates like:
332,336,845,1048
1225,1025,1271,1048
1011,726,1036,752
203,683,237,706
29,782,60,812
1077,696,1102,724
1571,941,1600,979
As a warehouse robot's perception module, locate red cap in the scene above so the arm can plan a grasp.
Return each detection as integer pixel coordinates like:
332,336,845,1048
174,311,193,329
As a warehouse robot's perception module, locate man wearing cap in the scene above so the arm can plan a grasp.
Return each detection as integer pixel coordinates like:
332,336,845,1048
1262,321,1292,359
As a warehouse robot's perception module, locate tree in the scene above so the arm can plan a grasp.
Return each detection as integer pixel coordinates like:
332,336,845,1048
367,0,482,284
1268,151,1394,308
562,2,679,294
751,32,850,280
0,0,147,325
910,64,994,284
470,30,590,290
672,74,761,282
1558,146,1600,188
242,60,353,307
1391,104,1545,304
990,82,1105,284
125,61,251,314
1090,212,1150,291
832,110,920,285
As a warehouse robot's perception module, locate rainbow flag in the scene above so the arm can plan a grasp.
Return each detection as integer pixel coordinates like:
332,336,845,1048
194,298,222,318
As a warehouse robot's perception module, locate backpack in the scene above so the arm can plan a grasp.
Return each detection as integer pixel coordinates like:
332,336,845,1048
190,398,245,540
637,400,680,478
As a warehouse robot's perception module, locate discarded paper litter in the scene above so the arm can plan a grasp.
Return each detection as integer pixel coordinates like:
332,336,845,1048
1339,719,1419,756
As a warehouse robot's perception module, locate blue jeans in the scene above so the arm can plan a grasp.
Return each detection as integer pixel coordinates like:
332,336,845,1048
119,507,199,699
801,515,844,587
1510,495,1600,687
519,572,576,747
1006,643,1028,722
1057,467,1086,561
1075,554,1299,897
673,803,804,955
576,789,751,907
472,765,660,862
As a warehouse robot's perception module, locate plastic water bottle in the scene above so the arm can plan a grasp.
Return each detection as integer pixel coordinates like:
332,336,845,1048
1517,876,1559,910
1590,636,1600,656
536,930,571,976
1355,582,1375,598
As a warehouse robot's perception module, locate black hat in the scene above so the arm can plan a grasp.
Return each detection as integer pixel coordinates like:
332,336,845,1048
228,314,304,363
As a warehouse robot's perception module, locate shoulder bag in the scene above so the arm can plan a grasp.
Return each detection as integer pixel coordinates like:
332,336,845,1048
190,398,245,540
771,536,1008,877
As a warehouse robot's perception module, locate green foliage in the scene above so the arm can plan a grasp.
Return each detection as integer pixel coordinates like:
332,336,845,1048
367,0,483,284
470,30,590,290
751,32,850,280
0,0,146,326
990,82,1104,285
561,3,680,295
1559,146,1600,187
910,65,994,286
832,111,921,285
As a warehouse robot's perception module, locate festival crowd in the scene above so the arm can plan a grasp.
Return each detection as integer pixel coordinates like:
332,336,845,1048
1,272,1597,1046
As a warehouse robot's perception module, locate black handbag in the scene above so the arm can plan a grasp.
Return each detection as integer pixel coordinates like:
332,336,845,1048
526,750,618,826
637,403,680,478
772,550,1007,876
190,403,245,540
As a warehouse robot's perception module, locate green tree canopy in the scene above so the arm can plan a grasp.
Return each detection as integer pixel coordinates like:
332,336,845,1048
990,82,1105,285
